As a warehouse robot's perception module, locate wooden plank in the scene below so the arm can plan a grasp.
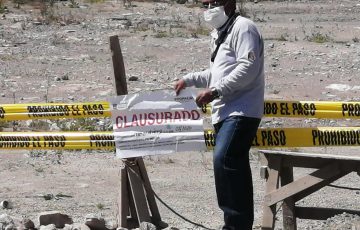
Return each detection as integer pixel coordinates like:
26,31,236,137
137,158,161,223
296,207,360,220
293,169,351,202
265,162,340,206
128,181,138,221
127,164,152,223
109,35,128,95
280,166,296,230
281,156,360,169
260,150,360,161
117,166,129,227
281,157,333,168
261,156,281,230
110,35,131,227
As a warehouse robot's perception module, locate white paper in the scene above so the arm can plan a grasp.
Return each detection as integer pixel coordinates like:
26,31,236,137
109,89,206,158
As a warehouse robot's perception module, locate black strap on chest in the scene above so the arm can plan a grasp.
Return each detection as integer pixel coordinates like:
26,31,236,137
211,12,240,63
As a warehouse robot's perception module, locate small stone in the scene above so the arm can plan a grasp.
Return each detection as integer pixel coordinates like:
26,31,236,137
72,223,91,230
21,218,35,229
40,224,57,230
0,214,13,225
61,74,69,80
104,219,117,230
54,76,61,81
273,89,280,94
1,93,5,97
85,215,106,230
139,222,156,230
63,224,73,230
5,224,16,230
128,76,139,81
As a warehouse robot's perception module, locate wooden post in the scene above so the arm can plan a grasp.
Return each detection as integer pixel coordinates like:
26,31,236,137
110,35,162,228
281,166,296,230
110,35,128,96
261,156,281,230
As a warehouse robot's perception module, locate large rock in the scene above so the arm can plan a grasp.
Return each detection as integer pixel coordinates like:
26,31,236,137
21,218,35,229
38,211,73,228
0,214,28,230
0,214,13,225
64,223,91,230
39,224,57,230
4,223,16,230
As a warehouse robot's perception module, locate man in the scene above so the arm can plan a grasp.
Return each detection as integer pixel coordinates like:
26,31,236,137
174,0,264,229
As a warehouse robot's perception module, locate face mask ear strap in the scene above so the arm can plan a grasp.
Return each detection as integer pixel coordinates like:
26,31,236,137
211,12,239,62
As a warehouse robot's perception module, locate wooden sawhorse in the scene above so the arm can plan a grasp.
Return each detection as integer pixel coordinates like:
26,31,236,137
259,150,360,230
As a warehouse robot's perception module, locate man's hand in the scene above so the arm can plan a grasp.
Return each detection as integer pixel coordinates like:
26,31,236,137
174,79,186,95
195,89,214,107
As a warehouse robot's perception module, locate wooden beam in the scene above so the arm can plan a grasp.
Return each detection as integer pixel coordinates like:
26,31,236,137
293,169,351,202
296,207,360,220
127,165,152,223
280,167,296,230
265,162,341,206
110,35,162,228
261,156,281,230
260,150,360,162
117,166,129,227
137,158,161,223
110,35,130,228
110,35,128,95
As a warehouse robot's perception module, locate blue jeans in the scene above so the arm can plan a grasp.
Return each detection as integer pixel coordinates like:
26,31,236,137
213,116,260,230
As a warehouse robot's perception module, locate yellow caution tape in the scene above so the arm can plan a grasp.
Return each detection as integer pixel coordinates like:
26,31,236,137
2,100,360,121
0,102,111,121
0,132,115,150
2,127,360,150
263,101,360,118
206,127,360,150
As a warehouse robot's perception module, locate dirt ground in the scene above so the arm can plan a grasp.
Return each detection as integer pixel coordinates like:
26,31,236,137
1,0,360,229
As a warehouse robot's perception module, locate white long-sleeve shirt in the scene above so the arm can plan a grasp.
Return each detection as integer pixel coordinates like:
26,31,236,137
183,16,265,124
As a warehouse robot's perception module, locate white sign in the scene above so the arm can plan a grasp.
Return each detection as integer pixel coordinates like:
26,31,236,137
109,89,206,158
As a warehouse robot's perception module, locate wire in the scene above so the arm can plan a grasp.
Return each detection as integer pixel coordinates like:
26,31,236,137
152,189,215,230
124,160,215,230
328,184,360,191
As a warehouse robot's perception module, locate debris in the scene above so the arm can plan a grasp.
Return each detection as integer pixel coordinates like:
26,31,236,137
0,200,9,209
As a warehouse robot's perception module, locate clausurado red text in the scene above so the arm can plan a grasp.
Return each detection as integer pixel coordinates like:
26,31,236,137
115,110,201,129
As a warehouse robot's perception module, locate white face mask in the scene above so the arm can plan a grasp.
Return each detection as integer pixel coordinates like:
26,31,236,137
204,6,229,29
